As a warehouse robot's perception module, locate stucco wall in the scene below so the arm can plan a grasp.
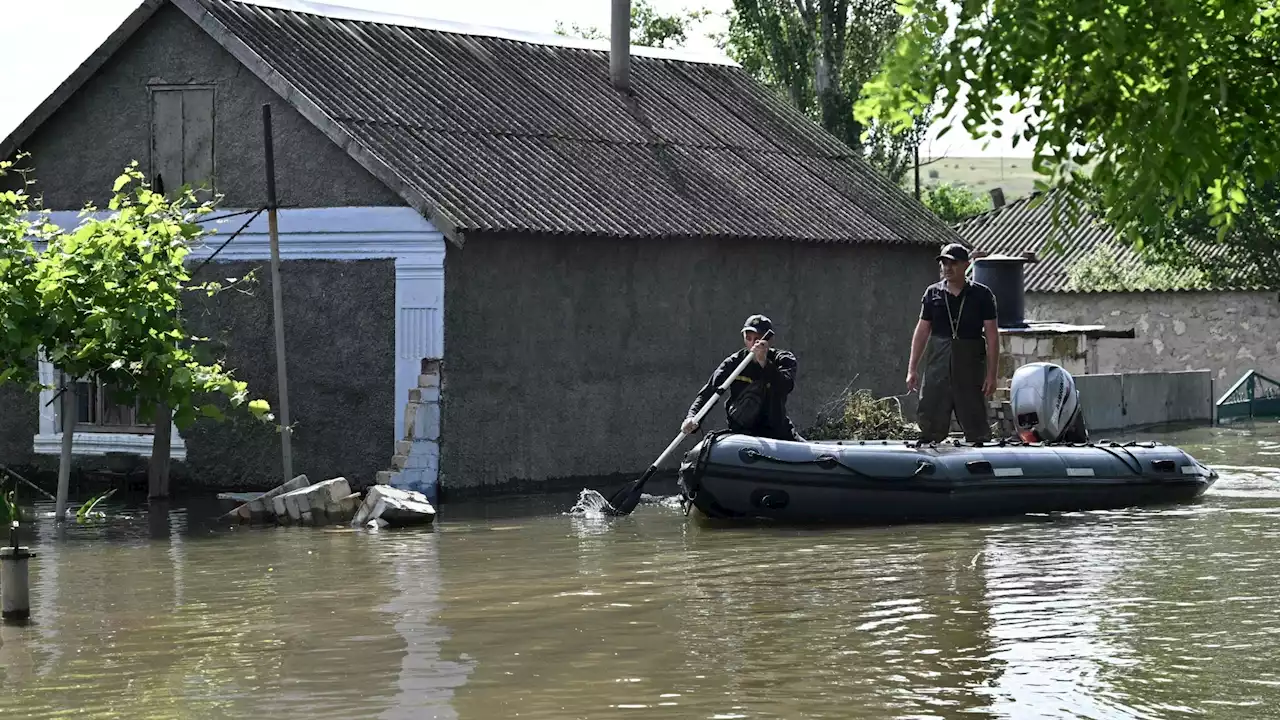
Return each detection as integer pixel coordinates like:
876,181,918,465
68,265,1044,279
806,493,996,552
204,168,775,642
178,259,396,489
1025,291,1280,389
440,233,938,495
0,363,39,471
5,2,403,210
0,260,395,491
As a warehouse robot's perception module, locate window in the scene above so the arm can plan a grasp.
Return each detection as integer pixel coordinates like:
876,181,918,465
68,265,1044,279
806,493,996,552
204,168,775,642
149,84,216,197
56,376,154,435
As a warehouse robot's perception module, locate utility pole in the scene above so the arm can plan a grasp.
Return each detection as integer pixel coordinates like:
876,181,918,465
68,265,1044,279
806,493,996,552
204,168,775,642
262,104,293,483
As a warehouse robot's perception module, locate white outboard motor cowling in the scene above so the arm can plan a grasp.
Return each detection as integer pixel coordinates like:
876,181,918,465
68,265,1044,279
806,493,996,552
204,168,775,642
1009,362,1087,444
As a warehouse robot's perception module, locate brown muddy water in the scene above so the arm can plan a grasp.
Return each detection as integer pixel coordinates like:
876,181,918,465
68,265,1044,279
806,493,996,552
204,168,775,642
3,423,1280,719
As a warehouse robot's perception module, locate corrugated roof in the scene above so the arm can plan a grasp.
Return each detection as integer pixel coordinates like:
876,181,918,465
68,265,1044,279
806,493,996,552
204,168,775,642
954,189,1271,293
160,0,960,247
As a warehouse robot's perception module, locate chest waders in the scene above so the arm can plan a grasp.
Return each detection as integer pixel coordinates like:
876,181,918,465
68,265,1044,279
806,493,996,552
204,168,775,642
916,291,992,443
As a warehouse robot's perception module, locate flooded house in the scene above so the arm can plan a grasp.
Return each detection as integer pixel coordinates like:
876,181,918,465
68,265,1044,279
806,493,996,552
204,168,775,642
0,0,960,500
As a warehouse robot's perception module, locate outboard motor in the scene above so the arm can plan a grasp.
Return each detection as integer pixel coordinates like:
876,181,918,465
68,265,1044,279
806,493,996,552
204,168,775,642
1009,362,1089,444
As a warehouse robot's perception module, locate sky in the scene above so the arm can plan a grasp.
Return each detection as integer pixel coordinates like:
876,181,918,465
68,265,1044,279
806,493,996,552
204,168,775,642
0,0,1033,159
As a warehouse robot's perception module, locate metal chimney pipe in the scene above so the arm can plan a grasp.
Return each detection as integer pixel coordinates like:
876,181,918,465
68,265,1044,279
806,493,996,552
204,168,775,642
610,0,631,91
989,187,1006,208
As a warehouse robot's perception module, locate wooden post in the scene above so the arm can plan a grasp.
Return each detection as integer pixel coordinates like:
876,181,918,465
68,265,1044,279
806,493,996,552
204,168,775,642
148,398,172,499
262,104,294,483
55,374,75,521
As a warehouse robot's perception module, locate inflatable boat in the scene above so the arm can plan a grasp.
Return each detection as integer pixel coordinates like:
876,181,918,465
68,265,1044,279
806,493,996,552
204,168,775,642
675,431,1218,524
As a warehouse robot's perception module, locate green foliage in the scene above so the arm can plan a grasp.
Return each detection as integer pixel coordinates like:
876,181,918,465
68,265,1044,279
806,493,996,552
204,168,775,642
854,0,1280,251
1135,176,1280,289
922,182,990,223
717,0,935,184
805,386,920,441
555,0,712,48
0,159,273,434
1065,243,1209,292
76,488,116,523
0,155,51,390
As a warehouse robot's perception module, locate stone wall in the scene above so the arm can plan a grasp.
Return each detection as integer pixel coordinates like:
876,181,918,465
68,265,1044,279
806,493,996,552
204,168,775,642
996,332,1094,383
1025,291,1280,391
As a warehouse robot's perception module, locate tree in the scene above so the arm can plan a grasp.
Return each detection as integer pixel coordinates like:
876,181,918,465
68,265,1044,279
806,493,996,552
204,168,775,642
1065,243,1209,292
0,163,43,389
717,0,937,184
854,0,1280,255
1,159,273,515
555,0,712,48
922,182,990,223
1136,176,1280,288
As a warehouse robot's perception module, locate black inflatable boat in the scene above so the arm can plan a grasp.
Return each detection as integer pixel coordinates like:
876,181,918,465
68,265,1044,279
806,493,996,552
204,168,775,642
676,432,1218,524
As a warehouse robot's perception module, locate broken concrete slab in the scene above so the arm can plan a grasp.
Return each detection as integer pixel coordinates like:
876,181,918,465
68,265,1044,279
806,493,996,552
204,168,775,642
279,477,354,526
353,485,436,528
223,475,309,523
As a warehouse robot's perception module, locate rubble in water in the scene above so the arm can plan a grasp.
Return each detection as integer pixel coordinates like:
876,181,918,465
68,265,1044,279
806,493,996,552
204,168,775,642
222,475,436,528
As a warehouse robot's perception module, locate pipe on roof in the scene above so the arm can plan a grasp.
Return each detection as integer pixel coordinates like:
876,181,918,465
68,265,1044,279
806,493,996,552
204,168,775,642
611,0,631,91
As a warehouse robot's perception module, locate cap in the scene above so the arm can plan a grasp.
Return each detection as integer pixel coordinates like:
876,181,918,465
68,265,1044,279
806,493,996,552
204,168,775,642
741,314,773,336
936,243,972,263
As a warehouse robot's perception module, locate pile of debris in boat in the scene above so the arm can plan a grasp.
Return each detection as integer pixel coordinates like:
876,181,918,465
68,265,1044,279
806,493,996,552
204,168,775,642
220,475,436,529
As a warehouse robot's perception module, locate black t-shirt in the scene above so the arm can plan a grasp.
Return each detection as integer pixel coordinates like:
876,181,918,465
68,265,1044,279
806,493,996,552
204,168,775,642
919,281,998,339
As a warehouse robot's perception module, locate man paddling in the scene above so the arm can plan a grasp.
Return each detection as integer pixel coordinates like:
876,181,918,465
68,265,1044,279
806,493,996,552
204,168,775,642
906,243,1000,443
682,314,803,441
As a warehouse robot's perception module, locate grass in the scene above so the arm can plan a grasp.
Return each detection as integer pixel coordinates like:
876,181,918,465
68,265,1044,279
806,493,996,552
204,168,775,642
903,156,1043,204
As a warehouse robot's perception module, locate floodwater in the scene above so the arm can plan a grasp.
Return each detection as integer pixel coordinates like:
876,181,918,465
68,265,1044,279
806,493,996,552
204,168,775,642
3,423,1280,719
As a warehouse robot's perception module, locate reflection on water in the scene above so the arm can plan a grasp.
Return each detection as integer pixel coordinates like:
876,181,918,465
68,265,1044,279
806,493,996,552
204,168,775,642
1,422,1280,718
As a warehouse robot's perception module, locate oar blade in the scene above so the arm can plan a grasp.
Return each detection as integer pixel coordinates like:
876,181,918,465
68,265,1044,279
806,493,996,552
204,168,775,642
603,466,657,516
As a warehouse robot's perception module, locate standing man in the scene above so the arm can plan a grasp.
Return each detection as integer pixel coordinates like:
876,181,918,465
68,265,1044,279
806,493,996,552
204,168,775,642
683,314,803,441
906,243,1000,443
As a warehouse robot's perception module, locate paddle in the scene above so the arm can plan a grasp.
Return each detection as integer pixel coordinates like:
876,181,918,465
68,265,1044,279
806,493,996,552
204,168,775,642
603,329,774,516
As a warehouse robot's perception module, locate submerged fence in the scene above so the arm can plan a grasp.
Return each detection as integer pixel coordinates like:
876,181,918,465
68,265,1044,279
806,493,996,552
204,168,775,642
1074,370,1214,433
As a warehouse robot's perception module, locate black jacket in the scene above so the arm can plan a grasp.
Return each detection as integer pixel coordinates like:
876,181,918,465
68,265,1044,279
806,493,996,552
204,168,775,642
686,347,801,441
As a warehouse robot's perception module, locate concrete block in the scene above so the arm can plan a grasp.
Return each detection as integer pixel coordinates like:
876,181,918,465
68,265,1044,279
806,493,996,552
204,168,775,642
375,470,398,485
228,474,309,523
418,373,439,388
409,401,440,441
323,492,362,523
409,388,422,403
404,440,438,470
391,454,409,470
353,485,436,528
278,478,353,526
395,440,412,457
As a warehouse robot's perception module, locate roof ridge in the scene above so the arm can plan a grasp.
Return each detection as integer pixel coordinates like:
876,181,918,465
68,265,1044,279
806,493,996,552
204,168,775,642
219,0,738,67
337,118,860,158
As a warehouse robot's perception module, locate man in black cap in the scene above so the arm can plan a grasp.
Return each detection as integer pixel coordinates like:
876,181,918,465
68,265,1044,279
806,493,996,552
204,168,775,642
682,314,802,441
906,243,1000,443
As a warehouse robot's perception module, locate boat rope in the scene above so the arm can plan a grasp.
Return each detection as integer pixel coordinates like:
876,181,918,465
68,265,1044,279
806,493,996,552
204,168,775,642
738,447,932,481
1093,444,1143,475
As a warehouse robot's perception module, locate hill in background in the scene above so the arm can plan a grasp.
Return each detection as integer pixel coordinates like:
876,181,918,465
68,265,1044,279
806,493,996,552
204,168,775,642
907,156,1042,205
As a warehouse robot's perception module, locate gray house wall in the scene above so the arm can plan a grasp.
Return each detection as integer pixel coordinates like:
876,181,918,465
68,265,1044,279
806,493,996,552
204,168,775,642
439,233,938,495
179,260,396,489
5,2,402,210
0,4,402,489
0,260,395,490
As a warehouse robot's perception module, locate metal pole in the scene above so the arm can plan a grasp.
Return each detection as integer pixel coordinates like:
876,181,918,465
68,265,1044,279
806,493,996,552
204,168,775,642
262,104,293,483
914,143,921,201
